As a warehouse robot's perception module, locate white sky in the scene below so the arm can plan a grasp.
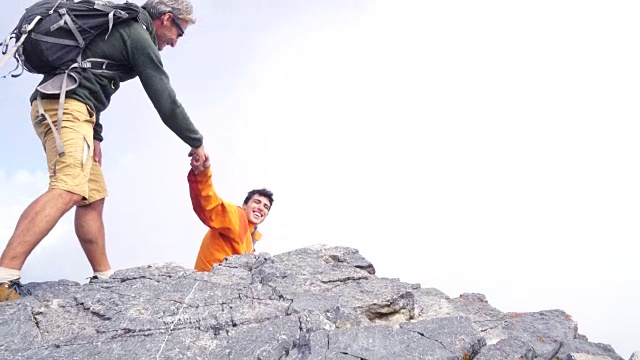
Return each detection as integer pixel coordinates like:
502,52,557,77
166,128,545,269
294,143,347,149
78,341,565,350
0,0,638,357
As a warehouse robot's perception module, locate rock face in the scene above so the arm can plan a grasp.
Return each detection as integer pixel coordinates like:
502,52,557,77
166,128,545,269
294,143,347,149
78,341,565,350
0,246,628,359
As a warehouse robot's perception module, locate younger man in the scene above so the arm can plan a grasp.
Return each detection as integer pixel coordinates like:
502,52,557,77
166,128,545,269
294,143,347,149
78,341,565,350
188,155,273,272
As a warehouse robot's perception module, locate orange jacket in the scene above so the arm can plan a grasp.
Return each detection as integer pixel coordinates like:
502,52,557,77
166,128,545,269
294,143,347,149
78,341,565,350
188,168,262,272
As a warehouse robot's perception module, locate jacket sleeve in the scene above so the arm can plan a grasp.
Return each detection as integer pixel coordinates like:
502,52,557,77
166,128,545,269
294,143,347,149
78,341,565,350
187,168,240,238
124,23,203,149
93,113,103,142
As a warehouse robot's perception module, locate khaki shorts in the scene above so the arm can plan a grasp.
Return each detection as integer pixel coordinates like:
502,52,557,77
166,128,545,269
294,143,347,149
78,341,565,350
31,98,107,205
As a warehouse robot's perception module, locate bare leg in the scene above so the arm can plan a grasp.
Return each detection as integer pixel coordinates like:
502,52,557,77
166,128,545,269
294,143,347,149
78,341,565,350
0,189,81,269
75,198,110,272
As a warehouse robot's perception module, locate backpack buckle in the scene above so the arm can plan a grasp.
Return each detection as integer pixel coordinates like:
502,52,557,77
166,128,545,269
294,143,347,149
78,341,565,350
114,9,128,18
36,113,51,125
79,59,111,70
21,15,44,34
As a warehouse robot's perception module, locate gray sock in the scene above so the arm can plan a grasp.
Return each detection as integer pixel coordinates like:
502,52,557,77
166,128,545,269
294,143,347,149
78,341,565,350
0,267,21,283
93,269,114,280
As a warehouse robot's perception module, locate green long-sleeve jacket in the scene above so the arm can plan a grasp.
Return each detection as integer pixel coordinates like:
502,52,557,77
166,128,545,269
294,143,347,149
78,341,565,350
29,7,203,148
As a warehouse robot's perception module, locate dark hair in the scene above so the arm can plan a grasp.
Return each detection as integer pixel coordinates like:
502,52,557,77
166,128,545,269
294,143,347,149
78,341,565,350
243,188,274,208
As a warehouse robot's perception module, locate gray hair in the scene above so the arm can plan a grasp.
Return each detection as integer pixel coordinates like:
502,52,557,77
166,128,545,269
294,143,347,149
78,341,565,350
141,0,196,24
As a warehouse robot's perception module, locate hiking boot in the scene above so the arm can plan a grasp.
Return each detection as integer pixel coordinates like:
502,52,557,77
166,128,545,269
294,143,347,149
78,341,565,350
88,275,111,284
0,280,31,302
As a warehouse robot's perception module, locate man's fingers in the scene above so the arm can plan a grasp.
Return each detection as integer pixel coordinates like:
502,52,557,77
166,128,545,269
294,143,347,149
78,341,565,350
189,145,204,157
189,146,206,172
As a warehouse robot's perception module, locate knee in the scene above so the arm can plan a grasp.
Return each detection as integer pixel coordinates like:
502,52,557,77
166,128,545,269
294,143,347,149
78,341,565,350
55,189,83,208
78,198,105,213
88,198,105,208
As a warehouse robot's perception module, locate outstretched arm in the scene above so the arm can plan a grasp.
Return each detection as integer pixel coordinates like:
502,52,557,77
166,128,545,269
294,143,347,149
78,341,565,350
125,22,203,149
187,157,240,237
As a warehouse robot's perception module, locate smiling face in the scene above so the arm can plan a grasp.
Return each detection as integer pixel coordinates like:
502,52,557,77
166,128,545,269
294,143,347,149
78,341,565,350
242,195,271,225
152,12,189,51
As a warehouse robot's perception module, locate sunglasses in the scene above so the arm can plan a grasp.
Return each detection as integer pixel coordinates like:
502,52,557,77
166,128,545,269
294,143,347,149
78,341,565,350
170,13,185,37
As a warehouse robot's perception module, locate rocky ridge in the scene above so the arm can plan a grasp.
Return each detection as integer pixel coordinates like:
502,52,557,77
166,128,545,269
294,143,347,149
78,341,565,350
0,245,631,359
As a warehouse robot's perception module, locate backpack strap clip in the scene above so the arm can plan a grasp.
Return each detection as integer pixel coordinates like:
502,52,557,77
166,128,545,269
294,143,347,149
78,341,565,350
1,33,15,57
78,58,125,73
48,0,63,15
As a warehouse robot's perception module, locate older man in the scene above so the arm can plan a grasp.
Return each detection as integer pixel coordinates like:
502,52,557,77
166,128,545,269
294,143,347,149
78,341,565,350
0,0,207,301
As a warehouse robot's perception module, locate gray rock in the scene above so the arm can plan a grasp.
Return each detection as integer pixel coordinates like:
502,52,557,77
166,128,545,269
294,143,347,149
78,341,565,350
0,246,626,359
567,354,620,360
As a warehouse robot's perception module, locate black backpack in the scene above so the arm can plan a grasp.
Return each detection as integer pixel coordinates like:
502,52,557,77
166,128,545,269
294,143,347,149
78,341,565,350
0,0,144,162
1,0,141,78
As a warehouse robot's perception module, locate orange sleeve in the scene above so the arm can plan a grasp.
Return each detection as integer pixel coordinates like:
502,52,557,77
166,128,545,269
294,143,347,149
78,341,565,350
187,168,241,238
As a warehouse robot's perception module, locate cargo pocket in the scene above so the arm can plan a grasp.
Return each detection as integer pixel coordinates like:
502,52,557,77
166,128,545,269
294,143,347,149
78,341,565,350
82,136,92,170
85,104,96,124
